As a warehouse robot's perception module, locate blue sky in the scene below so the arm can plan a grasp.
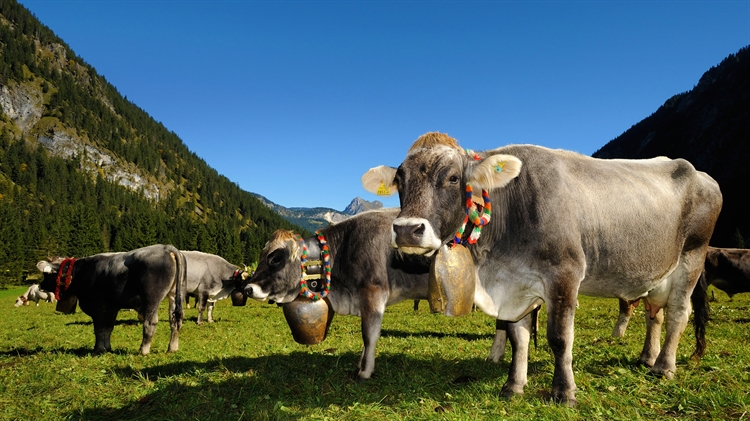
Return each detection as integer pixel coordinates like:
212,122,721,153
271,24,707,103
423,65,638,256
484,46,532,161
18,1,750,211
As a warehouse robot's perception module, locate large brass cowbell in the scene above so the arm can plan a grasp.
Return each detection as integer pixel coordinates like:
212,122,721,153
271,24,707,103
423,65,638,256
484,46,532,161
428,244,475,316
282,296,335,345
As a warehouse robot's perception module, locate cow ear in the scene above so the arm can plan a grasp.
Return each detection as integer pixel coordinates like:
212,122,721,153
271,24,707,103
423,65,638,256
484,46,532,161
361,165,398,196
36,261,53,273
469,154,522,191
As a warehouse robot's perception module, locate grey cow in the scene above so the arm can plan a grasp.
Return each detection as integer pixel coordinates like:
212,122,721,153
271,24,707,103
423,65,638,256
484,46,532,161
182,250,247,324
14,284,57,307
362,132,722,405
37,244,186,355
244,208,535,379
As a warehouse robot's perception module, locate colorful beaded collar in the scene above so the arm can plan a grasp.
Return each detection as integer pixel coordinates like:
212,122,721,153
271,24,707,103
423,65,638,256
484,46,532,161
299,231,331,300
452,149,493,246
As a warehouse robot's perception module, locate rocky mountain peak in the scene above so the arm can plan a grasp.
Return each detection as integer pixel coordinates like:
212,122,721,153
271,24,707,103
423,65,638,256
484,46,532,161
344,197,383,215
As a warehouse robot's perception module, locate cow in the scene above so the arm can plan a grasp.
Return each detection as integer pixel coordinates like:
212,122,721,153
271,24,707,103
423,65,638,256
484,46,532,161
612,246,750,338
360,132,722,405
704,246,750,298
14,284,57,307
243,208,537,380
36,244,187,355
182,250,248,324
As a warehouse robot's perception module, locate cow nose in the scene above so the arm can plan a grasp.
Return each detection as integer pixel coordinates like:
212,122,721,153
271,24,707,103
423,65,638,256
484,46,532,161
243,285,255,298
393,223,425,244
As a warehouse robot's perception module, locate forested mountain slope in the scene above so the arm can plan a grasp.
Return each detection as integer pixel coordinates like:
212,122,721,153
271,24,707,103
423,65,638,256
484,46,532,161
0,0,306,285
594,46,749,248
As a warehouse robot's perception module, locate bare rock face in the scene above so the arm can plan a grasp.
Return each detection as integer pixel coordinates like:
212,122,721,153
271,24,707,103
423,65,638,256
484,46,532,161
0,82,43,132
0,81,163,201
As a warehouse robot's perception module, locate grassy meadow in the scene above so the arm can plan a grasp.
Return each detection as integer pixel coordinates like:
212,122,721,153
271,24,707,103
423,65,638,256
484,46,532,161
0,284,748,420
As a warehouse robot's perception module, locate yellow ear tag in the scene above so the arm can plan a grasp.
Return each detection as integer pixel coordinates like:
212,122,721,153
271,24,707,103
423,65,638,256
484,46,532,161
494,161,505,173
376,182,391,196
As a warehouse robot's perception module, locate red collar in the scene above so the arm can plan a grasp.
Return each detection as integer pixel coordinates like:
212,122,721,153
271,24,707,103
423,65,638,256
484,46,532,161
55,258,76,301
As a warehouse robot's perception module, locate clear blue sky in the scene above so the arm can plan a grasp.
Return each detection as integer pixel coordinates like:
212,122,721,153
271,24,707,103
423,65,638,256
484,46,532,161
18,0,750,211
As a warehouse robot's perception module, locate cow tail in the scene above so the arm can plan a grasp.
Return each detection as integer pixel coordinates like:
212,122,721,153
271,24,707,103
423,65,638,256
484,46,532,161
173,248,187,329
690,270,710,361
531,305,539,349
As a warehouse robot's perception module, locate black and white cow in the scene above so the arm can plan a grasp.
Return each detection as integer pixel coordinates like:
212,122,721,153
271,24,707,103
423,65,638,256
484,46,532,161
37,244,187,355
182,250,247,324
14,284,57,307
612,246,750,338
361,132,722,405
243,208,536,379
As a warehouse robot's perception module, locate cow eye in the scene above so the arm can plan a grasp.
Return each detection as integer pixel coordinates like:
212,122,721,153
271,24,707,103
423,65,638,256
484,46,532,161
267,250,285,268
448,175,460,184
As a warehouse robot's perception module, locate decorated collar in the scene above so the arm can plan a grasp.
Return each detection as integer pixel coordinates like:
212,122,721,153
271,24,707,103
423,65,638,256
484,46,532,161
55,258,76,300
452,149,492,247
299,231,331,300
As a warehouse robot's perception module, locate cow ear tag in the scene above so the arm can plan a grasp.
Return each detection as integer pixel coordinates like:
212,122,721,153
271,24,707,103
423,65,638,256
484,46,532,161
376,182,391,196
428,244,475,316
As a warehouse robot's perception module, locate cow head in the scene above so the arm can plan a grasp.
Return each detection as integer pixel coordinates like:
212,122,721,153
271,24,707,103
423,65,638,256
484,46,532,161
361,132,522,255
230,267,250,306
243,230,303,303
14,295,28,307
36,260,61,296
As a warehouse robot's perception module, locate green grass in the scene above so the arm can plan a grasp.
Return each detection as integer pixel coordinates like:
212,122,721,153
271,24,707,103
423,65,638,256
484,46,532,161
0,286,748,420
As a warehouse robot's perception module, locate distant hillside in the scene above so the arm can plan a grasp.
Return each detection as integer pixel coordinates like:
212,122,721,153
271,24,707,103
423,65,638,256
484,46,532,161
252,194,383,232
0,0,305,282
594,46,749,247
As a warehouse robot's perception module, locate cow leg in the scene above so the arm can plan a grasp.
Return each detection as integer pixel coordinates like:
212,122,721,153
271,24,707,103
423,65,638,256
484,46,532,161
357,291,387,380
612,298,639,338
196,294,207,325
487,319,508,363
637,306,664,367
545,281,579,406
139,305,160,356
500,314,533,397
167,293,181,353
207,301,215,323
650,258,703,379
92,311,117,355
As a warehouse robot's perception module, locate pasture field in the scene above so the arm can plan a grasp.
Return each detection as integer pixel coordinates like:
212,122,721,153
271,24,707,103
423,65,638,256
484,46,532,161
0,286,748,421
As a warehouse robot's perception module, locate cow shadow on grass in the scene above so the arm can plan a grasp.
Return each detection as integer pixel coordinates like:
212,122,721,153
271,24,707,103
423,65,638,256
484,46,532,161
65,319,141,327
0,345,128,357
69,352,541,420
379,328,491,342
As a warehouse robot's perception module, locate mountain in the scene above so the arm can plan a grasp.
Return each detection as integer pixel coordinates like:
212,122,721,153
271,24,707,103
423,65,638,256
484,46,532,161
344,197,384,214
594,46,749,248
252,194,383,232
0,0,306,282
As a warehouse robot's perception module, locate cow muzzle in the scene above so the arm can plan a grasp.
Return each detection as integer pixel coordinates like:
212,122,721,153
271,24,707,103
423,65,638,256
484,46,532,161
392,217,442,255
243,283,268,300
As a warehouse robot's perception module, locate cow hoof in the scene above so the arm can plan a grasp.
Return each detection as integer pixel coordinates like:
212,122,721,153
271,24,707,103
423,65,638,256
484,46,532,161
637,356,655,368
500,383,525,398
550,391,577,407
648,366,675,380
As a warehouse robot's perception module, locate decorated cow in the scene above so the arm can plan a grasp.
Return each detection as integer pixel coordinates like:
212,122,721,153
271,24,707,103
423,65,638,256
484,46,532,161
361,132,721,405
37,244,186,355
244,208,538,379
